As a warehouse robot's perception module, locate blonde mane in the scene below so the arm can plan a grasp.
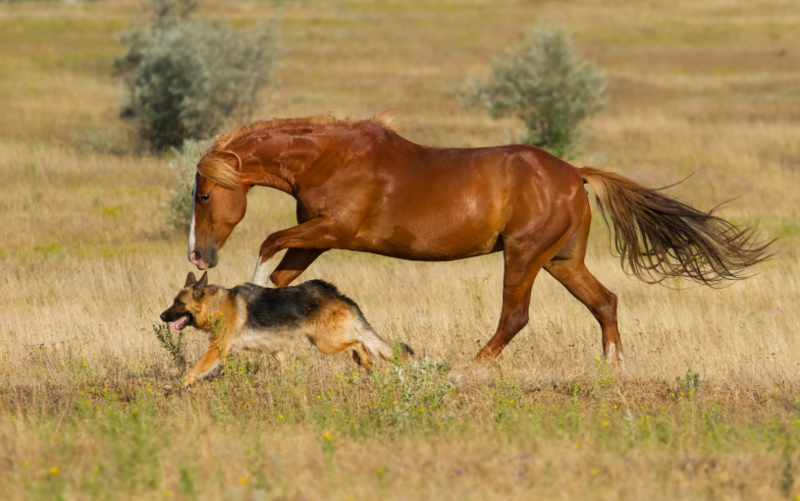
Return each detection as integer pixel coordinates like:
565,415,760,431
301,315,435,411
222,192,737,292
196,111,399,189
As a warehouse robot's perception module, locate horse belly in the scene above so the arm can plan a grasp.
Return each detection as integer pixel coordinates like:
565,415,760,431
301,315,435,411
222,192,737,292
355,209,504,261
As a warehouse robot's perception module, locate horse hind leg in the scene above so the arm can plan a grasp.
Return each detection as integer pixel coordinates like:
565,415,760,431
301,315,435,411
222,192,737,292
474,214,585,363
546,260,623,365
544,215,624,366
474,245,546,362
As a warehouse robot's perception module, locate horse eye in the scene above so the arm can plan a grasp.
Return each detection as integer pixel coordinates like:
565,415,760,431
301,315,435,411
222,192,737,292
199,194,210,202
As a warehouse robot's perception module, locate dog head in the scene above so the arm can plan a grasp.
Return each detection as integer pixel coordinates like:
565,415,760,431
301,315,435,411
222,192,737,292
159,272,209,332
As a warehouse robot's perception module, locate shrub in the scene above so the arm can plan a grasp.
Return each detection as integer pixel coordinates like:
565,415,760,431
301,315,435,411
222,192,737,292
115,0,283,151
165,138,209,231
460,26,606,158
152,323,187,368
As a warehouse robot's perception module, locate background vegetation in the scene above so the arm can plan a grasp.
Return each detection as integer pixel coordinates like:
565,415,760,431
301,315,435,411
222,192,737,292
116,0,282,151
1,0,799,499
460,26,606,158
166,139,209,231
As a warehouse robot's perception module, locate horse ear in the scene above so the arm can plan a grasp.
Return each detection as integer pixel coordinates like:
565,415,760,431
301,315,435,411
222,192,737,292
184,272,197,288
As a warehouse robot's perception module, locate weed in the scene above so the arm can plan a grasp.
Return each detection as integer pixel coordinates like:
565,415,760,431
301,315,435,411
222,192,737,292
152,323,186,368
779,213,800,238
781,446,795,497
102,205,122,218
460,273,493,321
490,377,524,431
165,139,209,231
675,367,702,395
33,243,61,254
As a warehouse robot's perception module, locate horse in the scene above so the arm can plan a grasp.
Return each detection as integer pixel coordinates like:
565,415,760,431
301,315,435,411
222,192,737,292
186,112,770,364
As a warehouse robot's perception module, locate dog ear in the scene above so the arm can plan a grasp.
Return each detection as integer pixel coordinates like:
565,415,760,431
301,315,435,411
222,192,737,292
185,272,197,288
193,272,208,299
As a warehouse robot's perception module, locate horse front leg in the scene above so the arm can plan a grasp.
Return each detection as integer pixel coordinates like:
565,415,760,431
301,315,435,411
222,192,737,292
251,217,344,287
265,249,327,287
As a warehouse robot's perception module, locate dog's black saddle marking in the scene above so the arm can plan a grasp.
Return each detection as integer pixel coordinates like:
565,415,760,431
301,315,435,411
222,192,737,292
233,279,362,330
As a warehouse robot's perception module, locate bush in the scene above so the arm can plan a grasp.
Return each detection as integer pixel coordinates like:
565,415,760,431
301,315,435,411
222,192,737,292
460,26,606,158
152,323,187,368
115,0,283,152
165,138,209,231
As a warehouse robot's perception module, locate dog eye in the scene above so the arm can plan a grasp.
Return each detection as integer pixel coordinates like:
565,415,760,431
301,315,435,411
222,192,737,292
199,193,210,202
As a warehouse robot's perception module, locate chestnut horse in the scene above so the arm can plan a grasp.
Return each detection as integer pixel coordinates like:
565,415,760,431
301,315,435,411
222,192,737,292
187,113,769,363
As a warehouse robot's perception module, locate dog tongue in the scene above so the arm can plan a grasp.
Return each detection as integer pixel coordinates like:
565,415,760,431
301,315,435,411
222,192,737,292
171,316,187,332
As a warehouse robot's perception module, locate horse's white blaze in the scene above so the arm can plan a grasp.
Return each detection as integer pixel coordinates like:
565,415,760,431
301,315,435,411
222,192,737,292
187,178,197,261
251,256,273,287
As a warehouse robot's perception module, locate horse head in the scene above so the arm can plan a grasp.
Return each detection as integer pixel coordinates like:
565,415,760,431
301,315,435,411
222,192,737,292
188,172,248,270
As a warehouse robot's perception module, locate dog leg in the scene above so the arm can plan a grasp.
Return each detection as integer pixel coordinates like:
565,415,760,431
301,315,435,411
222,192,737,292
352,343,371,369
272,351,286,371
184,347,222,386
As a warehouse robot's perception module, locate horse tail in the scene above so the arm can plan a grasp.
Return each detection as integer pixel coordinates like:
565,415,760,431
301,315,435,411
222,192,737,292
578,166,773,286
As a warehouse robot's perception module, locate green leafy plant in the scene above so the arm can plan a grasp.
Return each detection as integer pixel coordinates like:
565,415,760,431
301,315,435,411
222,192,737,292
387,358,457,424
152,323,186,368
460,26,606,158
460,273,492,321
675,367,702,394
115,0,283,151
165,138,209,231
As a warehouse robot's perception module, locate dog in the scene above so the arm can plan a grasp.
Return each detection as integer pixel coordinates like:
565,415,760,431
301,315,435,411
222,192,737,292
160,272,408,386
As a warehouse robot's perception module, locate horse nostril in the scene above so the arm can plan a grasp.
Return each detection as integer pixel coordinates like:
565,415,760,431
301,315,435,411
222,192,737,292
192,250,202,262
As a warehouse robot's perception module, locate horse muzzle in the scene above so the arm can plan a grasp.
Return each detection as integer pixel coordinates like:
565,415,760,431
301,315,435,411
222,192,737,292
189,249,217,270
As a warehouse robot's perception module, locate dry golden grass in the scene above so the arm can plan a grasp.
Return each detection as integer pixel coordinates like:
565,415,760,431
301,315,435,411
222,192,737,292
1,0,800,499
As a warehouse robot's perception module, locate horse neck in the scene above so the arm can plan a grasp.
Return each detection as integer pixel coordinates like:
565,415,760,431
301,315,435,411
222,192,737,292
238,126,380,196
238,142,296,195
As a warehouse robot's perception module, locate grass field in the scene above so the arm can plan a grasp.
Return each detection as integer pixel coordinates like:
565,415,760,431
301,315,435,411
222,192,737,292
1,0,800,499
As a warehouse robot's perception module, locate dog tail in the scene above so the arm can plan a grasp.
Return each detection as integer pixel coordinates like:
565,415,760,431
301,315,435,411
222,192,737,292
353,317,394,361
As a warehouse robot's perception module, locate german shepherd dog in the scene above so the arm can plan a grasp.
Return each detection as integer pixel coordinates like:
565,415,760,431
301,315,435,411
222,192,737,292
160,272,406,386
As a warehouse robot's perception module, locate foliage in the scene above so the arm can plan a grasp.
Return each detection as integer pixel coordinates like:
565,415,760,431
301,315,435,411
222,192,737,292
5,358,800,499
460,273,493,321
460,26,606,158
115,0,283,151
381,358,458,425
675,367,702,394
152,323,186,368
164,138,209,231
